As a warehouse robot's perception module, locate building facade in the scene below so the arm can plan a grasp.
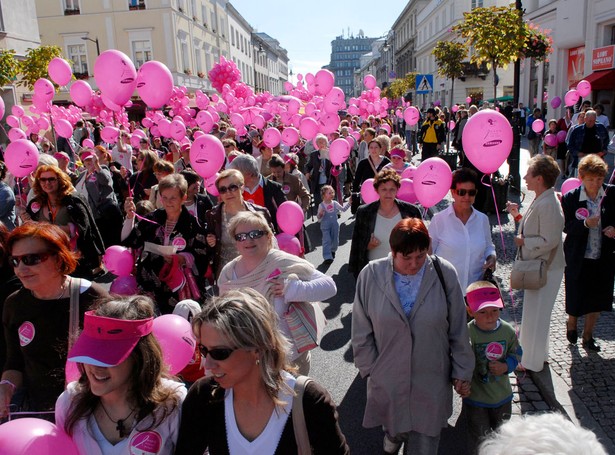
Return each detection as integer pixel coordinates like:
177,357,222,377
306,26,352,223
327,32,378,98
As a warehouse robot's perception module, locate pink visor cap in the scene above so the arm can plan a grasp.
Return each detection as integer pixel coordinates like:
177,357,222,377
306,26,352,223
466,287,504,313
68,311,154,367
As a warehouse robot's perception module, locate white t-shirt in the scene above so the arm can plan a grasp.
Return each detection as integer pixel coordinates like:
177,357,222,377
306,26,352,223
368,212,402,262
111,144,134,173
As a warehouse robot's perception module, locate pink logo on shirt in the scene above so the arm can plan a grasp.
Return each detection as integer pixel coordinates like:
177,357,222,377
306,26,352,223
129,431,162,454
282,185,290,194
30,202,41,213
326,204,334,212
172,237,187,251
18,322,35,346
485,342,504,361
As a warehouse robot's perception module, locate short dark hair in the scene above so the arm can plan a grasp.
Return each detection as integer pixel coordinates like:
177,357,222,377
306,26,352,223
389,218,430,255
373,168,401,190
268,154,285,169
180,168,201,186
451,168,478,190
528,155,562,188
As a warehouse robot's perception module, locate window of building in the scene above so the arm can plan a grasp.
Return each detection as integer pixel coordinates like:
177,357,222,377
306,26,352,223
611,25,615,45
236,30,239,49
180,40,189,72
131,39,152,69
177,0,186,13
67,44,88,75
471,0,483,9
201,5,208,28
190,0,197,18
231,26,235,45
128,0,145,10
64,0,80,14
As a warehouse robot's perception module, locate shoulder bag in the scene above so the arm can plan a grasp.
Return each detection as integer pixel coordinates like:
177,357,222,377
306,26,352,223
284,302,326,353
510,244,556,290
292,375,314,455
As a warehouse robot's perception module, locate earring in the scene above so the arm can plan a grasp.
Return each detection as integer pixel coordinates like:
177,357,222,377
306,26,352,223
256,359,260,365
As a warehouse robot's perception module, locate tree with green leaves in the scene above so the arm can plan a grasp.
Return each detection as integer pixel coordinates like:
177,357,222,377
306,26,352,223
432,41,466,108
18,45,64,90
0,49,20,88
383,72,417,101
453,5,527,103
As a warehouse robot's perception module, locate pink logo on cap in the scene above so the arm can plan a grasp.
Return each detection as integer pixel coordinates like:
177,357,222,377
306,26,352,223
129,431,162,454
18,322,35,346
485,342,504,361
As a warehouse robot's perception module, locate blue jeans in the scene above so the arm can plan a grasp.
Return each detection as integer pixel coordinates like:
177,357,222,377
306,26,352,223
320,214,339,260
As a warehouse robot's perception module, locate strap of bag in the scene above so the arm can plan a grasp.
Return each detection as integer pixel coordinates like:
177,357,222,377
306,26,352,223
68,277,81,351
367,156,379,175
431,255,449,308
292,375,313,455
516,243,557,266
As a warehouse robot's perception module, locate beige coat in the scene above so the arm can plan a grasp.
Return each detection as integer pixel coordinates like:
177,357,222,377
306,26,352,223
352,255,474,437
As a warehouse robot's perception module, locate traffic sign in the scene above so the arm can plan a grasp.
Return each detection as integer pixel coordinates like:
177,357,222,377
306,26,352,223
415,74,433,94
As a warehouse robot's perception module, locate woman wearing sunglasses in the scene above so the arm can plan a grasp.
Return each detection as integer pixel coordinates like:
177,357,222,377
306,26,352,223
218,211,336,375
429,168,496,294
0,222,108,419
175,288,349,454
23,164,106,280
205,169,274,284
56,295,186,454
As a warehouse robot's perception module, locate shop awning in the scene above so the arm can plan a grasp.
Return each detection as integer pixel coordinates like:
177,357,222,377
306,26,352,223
485,95,514,102
582,69,615,91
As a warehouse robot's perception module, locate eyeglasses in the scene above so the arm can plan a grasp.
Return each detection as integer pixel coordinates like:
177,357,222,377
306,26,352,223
9,252,53,267
455,189,478,197
224,144,233,149
198,344,236,361
234,229,265,242
217,183,241,194
39,177,58,184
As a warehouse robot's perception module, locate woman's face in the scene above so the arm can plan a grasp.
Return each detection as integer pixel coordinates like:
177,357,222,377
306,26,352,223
368,142,381,156
452,181,477,210
38,171,60,196
392,248,428,276
581,173,605,195
85,356,134,400
186,181,201,202
160,187,186,215
523,168,542,192
217,177,244,205
390,155,405,169
10,237,62,292
234,221,270,260
84,158,95,171
376,180,398,203
390,138,402,148
136,154,145,171
199,323,258,389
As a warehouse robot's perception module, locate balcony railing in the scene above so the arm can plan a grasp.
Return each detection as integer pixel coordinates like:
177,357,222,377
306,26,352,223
64,8,80,15
129,1,146,11
459,62,489,81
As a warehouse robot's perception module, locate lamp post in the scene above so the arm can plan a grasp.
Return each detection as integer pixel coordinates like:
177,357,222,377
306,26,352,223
81,36,100,56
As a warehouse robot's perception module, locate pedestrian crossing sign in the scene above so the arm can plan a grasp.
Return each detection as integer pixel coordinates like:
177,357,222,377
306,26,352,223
415,74,433,94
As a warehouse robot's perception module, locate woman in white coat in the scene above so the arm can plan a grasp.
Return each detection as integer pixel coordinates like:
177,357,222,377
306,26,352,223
506,155,564,372
352,218,474,455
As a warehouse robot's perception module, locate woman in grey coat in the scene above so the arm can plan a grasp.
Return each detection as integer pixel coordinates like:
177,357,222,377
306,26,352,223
352,218,474,455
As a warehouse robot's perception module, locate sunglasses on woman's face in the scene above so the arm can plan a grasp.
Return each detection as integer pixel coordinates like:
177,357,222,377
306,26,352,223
455,189,477,197
234,230,265,242
9,252,53,267
217,183,240,194
198,344,236,361
39,177,58,184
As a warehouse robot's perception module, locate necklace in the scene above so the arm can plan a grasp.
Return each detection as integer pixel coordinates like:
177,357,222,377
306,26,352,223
55,276,68,299
99,402,135,438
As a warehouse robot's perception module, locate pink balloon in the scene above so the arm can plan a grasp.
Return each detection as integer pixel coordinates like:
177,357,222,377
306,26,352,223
364,74,377,90
556,130,567,144
196,110,214,132
21,115,34,128
102,94,122,112
403,106,420,126
263,127,282,148
323,87,346,113
550,96,562,109
466,96,472,104
109,275,139,295
397,179,418,204
380,124,391,135
152,314,197,375
69,80,93,107
82,138,94,148
564,89,580,107
576,80,591,97
276,232,302,256
561,177,582,194
462,109,513,174
299,117,319,140
103,245,134,277
190,134,225,178
451,105,459,113
54,119,73,139
8,128,26,142
544,133,558,147
6,114,20,128
0,96,4,119
448,120,456,131
281,127,300,146
4,139,39,177
318,112,340,135
313,69,335,96
136,60,174,108
48,57,73,86
329,138,351,166
205,173,220,197
0,418,80,455
12,105,25,118
158,118,171,137
276,201,304,235
94,50,137,106
170,119,187,141
101,126,120,144
253,114,266,129
34,78,55,102
531,119,544,133
413,157,453,208
360,179,379,204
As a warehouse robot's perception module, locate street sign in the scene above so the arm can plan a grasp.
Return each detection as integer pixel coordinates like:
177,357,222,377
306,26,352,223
415,74,433,94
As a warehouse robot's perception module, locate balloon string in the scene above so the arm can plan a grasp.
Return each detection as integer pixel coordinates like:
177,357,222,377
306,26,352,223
133,212,160,226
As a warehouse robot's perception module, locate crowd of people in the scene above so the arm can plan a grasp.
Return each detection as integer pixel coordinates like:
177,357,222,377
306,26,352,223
0,98,611,454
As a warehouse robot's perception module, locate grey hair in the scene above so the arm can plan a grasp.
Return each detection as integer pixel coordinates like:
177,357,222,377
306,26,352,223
228,211,274,248
38,154,59,167
229,153,259,177
158,173,188,197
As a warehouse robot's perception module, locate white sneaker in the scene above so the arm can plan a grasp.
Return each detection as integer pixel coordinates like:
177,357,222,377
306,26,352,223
383,434,402,454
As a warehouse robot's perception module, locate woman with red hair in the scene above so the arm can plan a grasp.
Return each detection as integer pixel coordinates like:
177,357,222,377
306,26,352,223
0,222,108,419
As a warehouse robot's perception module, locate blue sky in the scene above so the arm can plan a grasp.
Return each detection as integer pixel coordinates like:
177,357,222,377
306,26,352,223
229,0,405,79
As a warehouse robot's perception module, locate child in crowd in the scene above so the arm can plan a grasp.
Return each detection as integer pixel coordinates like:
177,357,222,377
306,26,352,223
317,185,349,263
463,281,522,454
